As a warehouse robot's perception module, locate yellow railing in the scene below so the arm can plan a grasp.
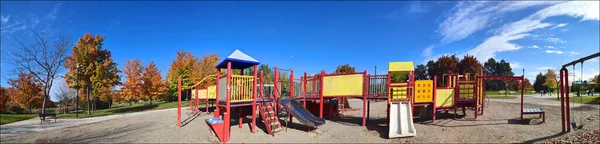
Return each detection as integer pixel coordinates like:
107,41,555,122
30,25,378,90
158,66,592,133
459,84,474,99
390,86,408,101
230,75,255,102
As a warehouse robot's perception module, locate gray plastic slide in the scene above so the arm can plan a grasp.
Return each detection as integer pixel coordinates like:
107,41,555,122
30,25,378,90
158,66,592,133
279,98,326,128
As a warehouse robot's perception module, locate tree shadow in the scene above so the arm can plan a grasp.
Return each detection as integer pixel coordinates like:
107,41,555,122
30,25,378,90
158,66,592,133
42,121,151,143
522,132,567,143
107,105,159,113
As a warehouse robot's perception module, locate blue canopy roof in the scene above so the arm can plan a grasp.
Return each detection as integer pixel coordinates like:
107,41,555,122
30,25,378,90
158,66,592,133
216,49,260,69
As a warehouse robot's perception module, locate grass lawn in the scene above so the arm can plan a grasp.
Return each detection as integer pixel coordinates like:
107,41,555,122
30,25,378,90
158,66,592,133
547,96,600,105
485,90,536,95
0,114,37,125
486,95,518,99
57,101,191,119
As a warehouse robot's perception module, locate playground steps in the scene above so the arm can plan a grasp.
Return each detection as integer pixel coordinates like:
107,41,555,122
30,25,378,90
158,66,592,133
260,102,283,136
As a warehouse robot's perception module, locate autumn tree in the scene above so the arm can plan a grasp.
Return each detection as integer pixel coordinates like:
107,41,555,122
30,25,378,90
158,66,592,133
65,33,120,114
0,87,9,111
258,64,274,83
9,30,70,117
428,55,459,86
195,54,220,87
458,55,482,77
142,61,165,105
123,58,145,105
524,78,533,91
543,69,558,95
166,51,196,100
8,73,43,114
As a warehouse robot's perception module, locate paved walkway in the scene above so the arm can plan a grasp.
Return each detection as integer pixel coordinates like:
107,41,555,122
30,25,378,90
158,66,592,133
0,108,177,137
488,94,599,109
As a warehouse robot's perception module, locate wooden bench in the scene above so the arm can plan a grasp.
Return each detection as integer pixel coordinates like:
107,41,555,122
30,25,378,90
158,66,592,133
39,113,57,123
522,108,545,122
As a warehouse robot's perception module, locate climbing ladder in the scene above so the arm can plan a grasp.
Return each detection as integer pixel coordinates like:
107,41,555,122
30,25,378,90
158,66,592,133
259,101,283,136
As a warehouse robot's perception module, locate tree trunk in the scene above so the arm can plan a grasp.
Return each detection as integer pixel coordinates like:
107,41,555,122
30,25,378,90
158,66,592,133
42,94,47,120
66,103,69,114
87,85,91,115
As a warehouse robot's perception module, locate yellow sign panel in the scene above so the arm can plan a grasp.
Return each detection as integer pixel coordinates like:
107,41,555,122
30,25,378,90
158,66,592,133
207,85,217,99
435,89,454,107
388,62,414,74
322,74,364,97
198,89,207,99
414,80,433,103
390,87,408,101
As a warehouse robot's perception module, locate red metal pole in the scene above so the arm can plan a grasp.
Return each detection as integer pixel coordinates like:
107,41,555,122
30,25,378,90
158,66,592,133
252,65,257,133
362,70,367,126
304,72,307,108
433,76,437,122
475,74,478,119
560,69,565,132
447,71,451,88
565,69,570,132
289,70,294,124
224,62,231,142
215,69,221,118
320,71,325,118
387,72,391,126
274,67,279,113
520,75,524,120
177,76,182,128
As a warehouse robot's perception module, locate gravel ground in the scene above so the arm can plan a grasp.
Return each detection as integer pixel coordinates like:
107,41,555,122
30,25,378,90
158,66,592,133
1,99,598,143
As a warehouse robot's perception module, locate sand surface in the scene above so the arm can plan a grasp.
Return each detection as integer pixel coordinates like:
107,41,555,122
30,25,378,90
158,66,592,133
1,99,598,143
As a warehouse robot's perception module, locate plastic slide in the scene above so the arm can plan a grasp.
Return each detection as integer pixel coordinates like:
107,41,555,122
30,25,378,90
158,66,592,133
389,102,416,138
280,98,326,128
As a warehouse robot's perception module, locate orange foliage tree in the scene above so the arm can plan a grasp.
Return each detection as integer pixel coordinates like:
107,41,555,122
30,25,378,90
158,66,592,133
0,86,9,111
122,58,144,105
8,73,43,113
142,61,165,104
65,33,120,113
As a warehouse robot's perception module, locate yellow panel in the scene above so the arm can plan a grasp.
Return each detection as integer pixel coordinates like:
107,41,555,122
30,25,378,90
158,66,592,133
207,85,216,99
390,87,408,101
322,74,364,97
388,62,414,74
414,80,433,103
435,89,454,107
198,89,207,99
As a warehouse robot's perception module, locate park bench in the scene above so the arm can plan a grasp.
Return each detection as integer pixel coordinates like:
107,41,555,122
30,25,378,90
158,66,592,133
522,108,545,122
39,113,57,123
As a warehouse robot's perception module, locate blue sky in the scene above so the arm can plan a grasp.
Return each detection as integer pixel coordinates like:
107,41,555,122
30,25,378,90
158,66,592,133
1,1,599,100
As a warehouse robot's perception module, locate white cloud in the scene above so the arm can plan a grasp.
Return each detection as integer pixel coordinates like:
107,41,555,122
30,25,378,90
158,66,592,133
422,45,433,57
550,23,568,29
510,62,522,68
546,50,563,54
438,1,560,43
466,1,598,61
409,2,428,13
535,67,555,70
544,45,555,49
1,15,9,24
45,3,62,20
529,45,540,49
569,51,580,55
546,37,566,44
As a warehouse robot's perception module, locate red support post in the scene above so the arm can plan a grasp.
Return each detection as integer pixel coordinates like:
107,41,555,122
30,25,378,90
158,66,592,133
387,72,391,126
196,86,199,114
274,67,279,113
289,70,294,124
433,76,437,122
520,75,525,120
560,69,565,132
474,74,478,119
304,72,307,108
362,70,367,126
224,62,232,142
252,65,257,133
565,69,570,132
177,76,182,128
215,69,221,118
320,71,325,118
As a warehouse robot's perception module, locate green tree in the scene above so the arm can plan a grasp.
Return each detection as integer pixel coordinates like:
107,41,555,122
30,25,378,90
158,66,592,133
483,58,514,91
414,64,428,80
426,60,436,79
533,73,547,92
258,64,274,83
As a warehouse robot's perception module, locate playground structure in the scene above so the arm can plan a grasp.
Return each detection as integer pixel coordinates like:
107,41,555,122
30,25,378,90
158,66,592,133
559,52,600,132
176,49,594,142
